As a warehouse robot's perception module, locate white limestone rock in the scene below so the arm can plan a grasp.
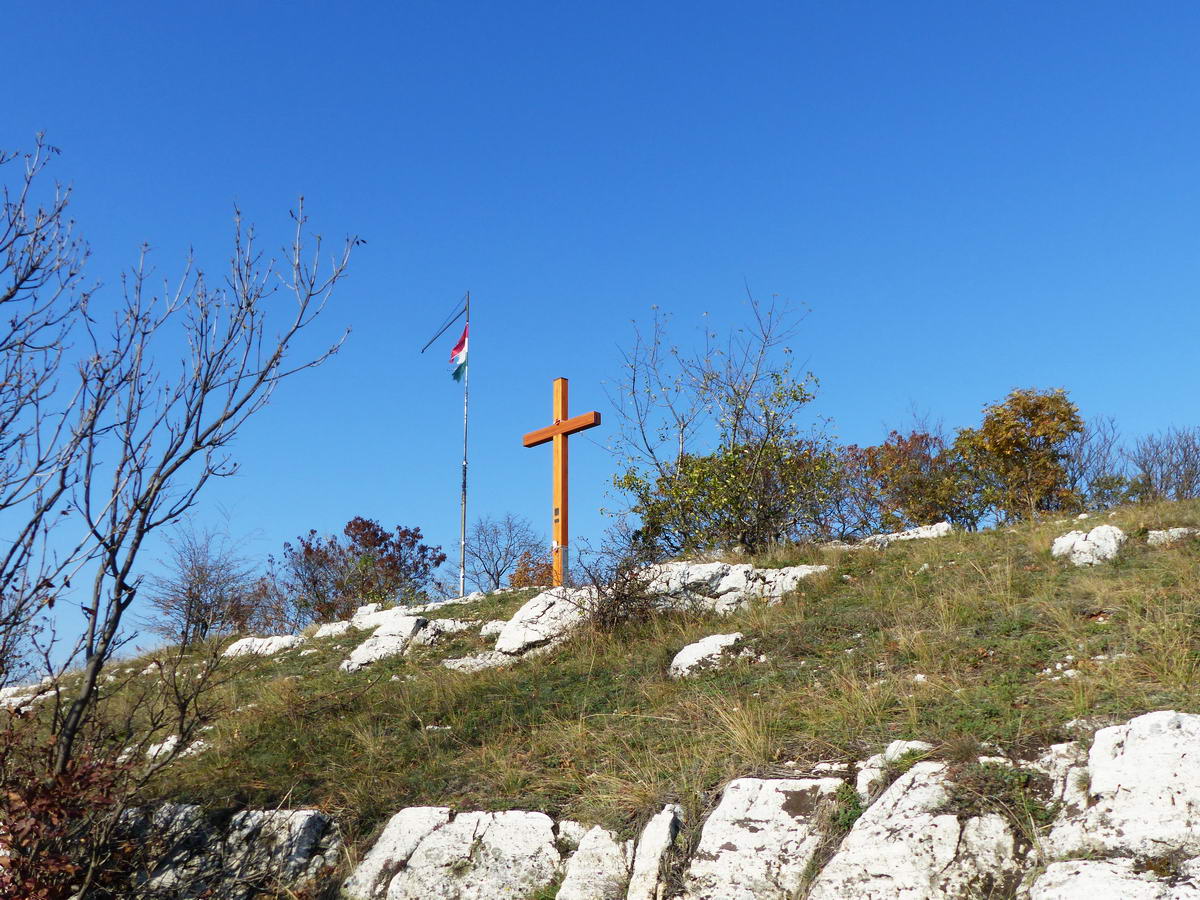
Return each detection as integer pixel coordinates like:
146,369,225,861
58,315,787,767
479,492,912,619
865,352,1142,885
408,618,477,647
442,650,515,673
1148,527,1200,548
1020,858,1200,900
313,620,352,639
340,616,428,672
139,806,334,900
557,825,634,900
557,820,589,851
222,634,305,658
861,521,952,549
626,804,682,900
854,739,935,802
681,777,841,900
1050,524,1126,566
809,761,1022,899
480,619,508,638
385,810,560,899
342,807,452,900
645,562,827,615
1046,710,1200,859
494,587,594,656
668,633,745,679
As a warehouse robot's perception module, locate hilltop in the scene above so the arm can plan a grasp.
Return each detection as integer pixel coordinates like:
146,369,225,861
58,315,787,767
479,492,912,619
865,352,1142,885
16,498,1200,897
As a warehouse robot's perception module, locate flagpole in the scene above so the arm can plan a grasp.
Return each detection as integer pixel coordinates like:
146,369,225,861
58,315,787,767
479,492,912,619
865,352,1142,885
459,291,470,598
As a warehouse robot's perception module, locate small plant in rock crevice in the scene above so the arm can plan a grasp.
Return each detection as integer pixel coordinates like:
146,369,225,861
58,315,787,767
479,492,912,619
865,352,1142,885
940,762,1058,849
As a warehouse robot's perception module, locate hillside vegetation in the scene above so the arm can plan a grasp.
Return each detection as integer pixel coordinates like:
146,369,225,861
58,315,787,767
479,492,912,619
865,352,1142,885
102,499,1200,874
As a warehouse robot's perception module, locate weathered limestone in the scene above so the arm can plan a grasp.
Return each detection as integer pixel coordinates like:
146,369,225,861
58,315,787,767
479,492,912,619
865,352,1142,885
342,807,452,900
860,521,952,549
222,634,305,658
130,804,336,900
409,618,477,647
1020,859,1200,899
1050,524,1126,566
557,825,634,900
385,810,560,899
681,777,841,900
626,804,682,900
441,650,515,673
1148,526,1200,548
480,619,508,638
645,561,828,615
1046,710,1200,859
494,586,594,656
854,739,934,801
808,762,1022,899
668,633,745,679
313,620,352,639
339,616,428,672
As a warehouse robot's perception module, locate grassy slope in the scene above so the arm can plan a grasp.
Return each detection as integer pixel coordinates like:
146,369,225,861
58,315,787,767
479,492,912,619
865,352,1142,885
131,500,1200,870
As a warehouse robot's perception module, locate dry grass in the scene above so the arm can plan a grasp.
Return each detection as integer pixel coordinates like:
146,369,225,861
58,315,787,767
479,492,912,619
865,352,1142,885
67,500,1199,876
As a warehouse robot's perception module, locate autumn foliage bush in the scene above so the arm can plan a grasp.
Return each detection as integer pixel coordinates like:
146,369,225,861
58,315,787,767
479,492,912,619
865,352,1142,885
0,712,141,899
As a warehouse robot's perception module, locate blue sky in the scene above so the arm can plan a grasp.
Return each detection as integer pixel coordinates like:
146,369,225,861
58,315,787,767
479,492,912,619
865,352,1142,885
5,2,1199,633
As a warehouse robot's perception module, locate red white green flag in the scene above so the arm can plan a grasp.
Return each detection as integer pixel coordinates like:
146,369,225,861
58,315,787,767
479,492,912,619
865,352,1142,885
449,324,468,382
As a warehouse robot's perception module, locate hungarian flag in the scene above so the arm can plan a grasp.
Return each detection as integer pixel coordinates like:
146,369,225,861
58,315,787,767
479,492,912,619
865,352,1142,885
449,323,468,382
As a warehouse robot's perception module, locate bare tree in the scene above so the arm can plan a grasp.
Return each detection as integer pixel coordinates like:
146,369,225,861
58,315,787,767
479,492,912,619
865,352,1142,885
1127,426,1200,502
0,136,94,685
0,135,356,896
1063,416,1128,510
465,513,543,591
146,526,256,647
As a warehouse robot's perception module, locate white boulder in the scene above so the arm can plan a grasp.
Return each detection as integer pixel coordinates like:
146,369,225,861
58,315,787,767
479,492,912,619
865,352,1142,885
809,761,1022,899
626,804,682,900
494,587,593,656
668,633,745,679
645,562,827,615
1021,858,1200,899
1050,525,1126,566
855,739,935,801
313,620,352,639
1046,710,1200,858
222,635,305,658
681,777,841,900
1148,527,1200,548
342,807,452,900
557,825,634,900
442,651,515,673
340,616,428,672
480,619,508,638
861,521,952,549
409,618,477,647
385,810,560,899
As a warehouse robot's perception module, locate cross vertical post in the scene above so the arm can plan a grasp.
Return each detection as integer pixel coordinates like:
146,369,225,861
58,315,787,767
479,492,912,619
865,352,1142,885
551,377,568,585
523,377,601,587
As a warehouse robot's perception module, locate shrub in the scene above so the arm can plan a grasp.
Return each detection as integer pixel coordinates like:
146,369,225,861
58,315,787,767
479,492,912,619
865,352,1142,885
954,388,1084,521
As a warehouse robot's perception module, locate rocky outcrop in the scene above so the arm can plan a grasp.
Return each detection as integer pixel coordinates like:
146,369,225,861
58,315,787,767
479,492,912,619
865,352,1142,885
809,762,1023,899
1050,524,1126,566
384,810,561,899
1019,859,1200,899
556,825,633,900
668,633,745,678
1148,526,1200,547
124,804,338,899
222,634,305,658
626,804,683,900
860,521,953,549
644,561,828,615
342,807,453,900
494,587,594,656
681,777,840,900
1045,710,1200,858
339,615,428,672
854,739,934,801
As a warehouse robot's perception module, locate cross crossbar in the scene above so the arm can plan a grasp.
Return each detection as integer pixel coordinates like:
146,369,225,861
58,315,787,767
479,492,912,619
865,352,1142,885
521,411,601,448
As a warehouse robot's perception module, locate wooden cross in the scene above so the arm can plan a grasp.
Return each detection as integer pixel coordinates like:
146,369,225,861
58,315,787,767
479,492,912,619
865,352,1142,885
522,377,601,586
